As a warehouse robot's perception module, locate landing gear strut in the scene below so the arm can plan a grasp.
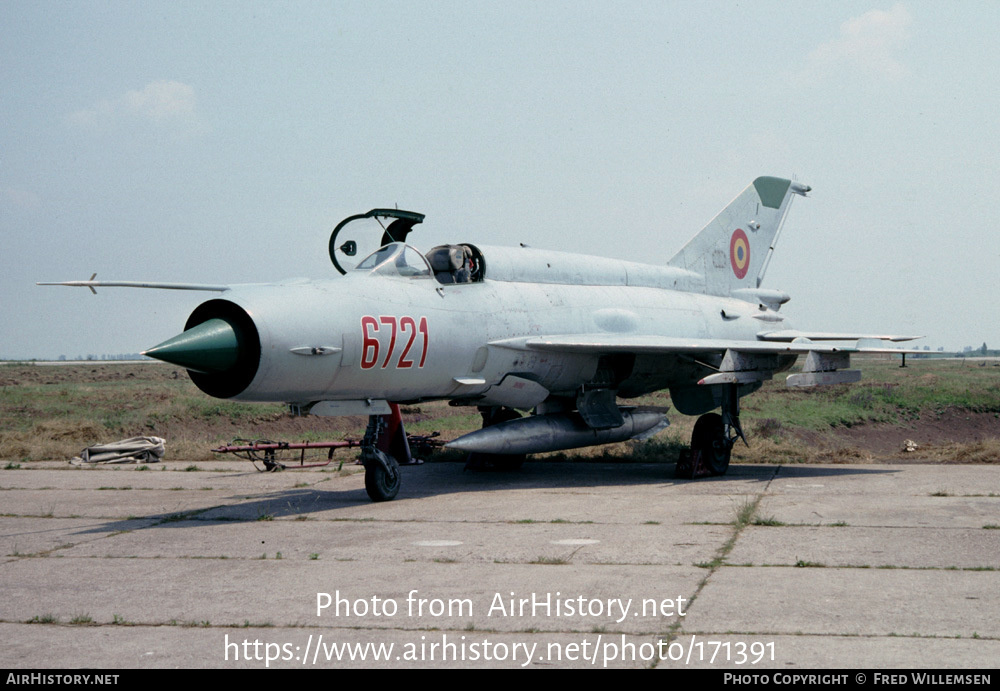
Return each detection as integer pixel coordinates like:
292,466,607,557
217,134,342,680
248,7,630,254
690,384,746,476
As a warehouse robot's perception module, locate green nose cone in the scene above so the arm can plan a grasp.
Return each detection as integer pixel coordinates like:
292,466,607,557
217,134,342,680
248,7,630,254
143,319,240,373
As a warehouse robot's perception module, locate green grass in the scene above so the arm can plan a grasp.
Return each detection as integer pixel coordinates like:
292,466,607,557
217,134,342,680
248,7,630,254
734,497,759,528
404,412,484,436
626,435,688,462
0,364,290,462
27,614,57,624
752,516,785,526
738,358,1000,431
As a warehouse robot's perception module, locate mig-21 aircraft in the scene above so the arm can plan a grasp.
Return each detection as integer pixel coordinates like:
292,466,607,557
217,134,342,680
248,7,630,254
42,176,916,501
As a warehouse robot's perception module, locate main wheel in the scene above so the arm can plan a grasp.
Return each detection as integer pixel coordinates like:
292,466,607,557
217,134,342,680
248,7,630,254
364,449,401,502
691,413,731,476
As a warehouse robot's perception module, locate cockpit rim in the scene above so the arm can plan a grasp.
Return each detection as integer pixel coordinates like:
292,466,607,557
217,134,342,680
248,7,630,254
352,241,486,285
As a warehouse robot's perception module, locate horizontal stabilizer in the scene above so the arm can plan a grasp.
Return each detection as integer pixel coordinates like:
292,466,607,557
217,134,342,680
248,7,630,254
731,288,791,310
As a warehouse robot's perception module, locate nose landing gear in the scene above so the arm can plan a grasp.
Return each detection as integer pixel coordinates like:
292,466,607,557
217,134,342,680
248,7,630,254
360,403,412,502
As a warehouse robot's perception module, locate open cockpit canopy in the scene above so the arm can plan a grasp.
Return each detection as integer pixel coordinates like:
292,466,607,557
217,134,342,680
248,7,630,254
331,208,485,284
329,208,426,275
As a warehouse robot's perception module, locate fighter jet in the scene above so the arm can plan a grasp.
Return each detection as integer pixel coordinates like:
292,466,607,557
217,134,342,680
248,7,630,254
42,176,916,501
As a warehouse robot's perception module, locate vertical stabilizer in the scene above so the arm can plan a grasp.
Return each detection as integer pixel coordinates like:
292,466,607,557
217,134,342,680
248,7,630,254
667,177,809,296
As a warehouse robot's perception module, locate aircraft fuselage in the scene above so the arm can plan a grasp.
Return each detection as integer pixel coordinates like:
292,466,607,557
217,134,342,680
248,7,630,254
183,245,797,411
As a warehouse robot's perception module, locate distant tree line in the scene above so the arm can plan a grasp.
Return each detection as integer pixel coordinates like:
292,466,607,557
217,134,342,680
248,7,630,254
64,353,150,361
909,344,997,359
958,343,996,357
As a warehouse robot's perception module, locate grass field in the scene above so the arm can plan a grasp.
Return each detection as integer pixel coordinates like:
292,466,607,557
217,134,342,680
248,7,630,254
1,357,998,465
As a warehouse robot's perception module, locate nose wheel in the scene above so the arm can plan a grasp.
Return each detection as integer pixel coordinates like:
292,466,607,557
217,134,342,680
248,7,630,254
363,447,401,502
360,404,411,502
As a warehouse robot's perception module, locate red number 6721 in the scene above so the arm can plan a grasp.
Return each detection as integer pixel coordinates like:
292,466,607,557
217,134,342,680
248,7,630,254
360,316,429,370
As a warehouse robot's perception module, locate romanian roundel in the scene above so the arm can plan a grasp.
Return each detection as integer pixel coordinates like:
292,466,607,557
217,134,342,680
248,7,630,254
729,228,750,279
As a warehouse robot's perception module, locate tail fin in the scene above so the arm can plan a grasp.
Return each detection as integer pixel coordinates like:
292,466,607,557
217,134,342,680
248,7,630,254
667,176,809,296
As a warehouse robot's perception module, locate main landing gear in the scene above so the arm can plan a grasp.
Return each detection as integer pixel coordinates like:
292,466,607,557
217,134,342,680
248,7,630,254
689,384,746,476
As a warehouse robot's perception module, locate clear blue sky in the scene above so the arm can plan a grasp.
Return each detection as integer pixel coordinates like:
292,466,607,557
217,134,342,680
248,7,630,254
3,1,998,359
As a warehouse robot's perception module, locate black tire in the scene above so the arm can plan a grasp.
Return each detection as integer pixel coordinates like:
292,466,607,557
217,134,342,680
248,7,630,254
691,412,731,476
364,449,401,502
